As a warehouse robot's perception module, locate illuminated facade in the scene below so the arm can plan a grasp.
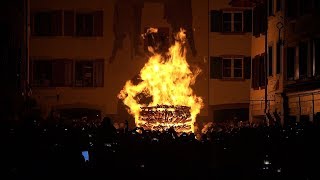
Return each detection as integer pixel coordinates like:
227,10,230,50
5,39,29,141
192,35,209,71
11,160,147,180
209,0,252,125
29,0,210,128
248,0,320,125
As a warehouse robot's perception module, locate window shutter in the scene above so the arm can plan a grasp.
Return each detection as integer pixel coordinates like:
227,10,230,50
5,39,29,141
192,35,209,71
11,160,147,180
93,11,103,36
252,56,260,89
259,55,266,87
64,11,75,36
260,5,267,35
210,57,222,79
253,7,260,37
244,56,251,79
210,10,222,32
243,10,252,32
94,59,104,87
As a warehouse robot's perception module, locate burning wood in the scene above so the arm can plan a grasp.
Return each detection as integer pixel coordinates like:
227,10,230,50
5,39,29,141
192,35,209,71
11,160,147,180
139,105,192,132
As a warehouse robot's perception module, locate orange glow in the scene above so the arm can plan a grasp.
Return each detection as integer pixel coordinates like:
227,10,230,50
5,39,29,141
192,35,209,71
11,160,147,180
118,28,203,133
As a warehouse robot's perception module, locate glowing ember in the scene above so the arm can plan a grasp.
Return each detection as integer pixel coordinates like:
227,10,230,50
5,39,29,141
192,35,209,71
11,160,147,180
118,28,203,133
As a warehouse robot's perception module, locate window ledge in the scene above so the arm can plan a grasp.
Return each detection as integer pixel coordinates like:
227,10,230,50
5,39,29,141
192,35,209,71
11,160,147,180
221,78,246,81
219,32,250,35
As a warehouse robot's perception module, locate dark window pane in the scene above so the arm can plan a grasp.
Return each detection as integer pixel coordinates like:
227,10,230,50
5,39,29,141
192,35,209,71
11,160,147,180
223,13,232,32
299,42,308,79
75,61,93,87
234,58,242,68
268,0,274,16
223,68,232,77
315,39,320,76
234,13,242,32
76,13,94,36
234,13,242,21
33,61,52,87
268,46,273,76
287,47,295,79
34,12,52,36
276,42,281,74
223,59,232,77
234,69,242,77
276,0,282,11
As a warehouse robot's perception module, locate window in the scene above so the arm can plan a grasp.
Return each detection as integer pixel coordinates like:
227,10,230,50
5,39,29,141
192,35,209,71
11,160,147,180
299,0,312,16
31,60,72,87
32,11,62,36
286,0,298,18
76,13,94,36
268,46,273,76
287,47,295,80
268,0,274,16
276,42,281,74
75,60,104,87
211,56,250,79
315,39,320,76
222,58,243,78
75,11,103,36
223,12,243,32
299,42,308,79
211,10,251,33
276,0,282,12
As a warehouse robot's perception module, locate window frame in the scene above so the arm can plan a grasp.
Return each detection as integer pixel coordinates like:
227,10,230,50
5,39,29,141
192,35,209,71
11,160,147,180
222,11,244,33
222,57,244,79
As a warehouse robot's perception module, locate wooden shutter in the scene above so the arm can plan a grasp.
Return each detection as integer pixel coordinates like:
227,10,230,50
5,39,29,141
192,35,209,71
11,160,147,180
260,5,267,35
64,11,75,36
253,6,260,37
93,11,103,36
243,9,252,32
244,56,251,79
94,59,104,87
210,57,222,79
210,10,222,32
252,56,259,89
259,55,266,87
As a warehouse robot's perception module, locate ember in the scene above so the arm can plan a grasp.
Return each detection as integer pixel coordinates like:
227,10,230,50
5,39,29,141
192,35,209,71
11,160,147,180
139,105,192,132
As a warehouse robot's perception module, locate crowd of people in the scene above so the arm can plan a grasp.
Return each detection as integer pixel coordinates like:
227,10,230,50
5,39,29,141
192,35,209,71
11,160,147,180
1,115,320,179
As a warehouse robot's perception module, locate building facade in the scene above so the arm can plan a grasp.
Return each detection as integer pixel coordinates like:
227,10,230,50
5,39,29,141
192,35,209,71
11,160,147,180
209,0,252,125
29,0,257,128
29,0,211,128
248,0,320,125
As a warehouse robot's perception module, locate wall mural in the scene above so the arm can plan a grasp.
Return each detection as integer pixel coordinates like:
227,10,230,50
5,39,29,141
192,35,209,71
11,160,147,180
109,0,197,62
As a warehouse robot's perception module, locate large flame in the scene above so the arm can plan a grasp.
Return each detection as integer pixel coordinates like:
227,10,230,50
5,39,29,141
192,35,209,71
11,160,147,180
118,28,203,133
